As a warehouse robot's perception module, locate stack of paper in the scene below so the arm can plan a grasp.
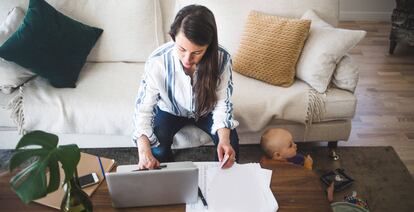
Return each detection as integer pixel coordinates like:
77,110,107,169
186,162,278,212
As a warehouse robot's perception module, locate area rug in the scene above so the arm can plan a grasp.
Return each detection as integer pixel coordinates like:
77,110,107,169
1,145,413,211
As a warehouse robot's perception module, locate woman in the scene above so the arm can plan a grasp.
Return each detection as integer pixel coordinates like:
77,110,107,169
132,5,239,170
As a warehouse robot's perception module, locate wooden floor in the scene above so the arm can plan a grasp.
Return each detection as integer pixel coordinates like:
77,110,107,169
336,21,414,177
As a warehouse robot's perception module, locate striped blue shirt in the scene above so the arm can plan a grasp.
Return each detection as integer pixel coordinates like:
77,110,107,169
132,41,239,147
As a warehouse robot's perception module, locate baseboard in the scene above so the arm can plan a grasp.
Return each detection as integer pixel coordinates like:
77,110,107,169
340,11,392,21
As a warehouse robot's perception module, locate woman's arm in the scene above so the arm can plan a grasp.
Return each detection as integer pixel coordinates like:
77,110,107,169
213,54,239,168
211,55,239,135
132,60,161,147
132,60,162,169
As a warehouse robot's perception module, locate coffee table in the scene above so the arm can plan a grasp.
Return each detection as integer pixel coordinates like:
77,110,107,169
260,159,332,211
0,159,331,211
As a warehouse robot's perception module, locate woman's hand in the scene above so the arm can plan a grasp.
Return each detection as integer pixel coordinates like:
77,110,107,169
138,150,160,169
217,140,236,169
217,128,236,169
137,136,160,169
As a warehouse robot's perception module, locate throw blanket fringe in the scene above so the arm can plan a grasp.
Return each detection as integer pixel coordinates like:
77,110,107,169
306,88,325,124
7,86,25,135
303,88,325,142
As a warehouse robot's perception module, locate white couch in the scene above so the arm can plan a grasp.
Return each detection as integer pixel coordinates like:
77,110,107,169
0,0,357,151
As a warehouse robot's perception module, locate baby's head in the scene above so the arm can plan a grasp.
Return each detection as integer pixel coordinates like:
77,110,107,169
260,128,297,160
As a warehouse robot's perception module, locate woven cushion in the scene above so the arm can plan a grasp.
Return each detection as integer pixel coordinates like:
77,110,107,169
233,11,310,86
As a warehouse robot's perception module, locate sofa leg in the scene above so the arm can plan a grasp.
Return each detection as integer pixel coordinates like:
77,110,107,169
328,141,340,161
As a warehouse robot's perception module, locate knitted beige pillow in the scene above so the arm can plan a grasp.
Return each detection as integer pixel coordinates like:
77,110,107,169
233,11,310,87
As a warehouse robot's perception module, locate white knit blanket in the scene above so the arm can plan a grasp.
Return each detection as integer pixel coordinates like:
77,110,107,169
8,62,323,146
232,72,323,133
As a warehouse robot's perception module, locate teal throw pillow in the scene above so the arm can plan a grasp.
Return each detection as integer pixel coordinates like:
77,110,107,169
0,0,103,88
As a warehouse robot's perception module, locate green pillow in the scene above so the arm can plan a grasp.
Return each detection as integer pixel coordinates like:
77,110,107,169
0,0,103,88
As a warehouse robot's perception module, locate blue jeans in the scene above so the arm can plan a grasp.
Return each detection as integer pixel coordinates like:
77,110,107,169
152,107,239,162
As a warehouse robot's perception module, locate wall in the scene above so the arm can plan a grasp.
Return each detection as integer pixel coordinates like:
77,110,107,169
340,0,396,21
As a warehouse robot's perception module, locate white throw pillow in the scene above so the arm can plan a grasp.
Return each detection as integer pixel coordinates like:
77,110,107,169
296,10,366,93
302,9,332,28
332,55,359,93
0,7,35,94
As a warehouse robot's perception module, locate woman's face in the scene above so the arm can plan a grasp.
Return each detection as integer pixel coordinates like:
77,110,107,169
175,31,208,70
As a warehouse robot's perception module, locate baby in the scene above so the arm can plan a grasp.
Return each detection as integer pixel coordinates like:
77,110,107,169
260,128,313,170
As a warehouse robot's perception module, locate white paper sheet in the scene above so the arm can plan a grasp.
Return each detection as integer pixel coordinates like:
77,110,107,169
186,162,278,212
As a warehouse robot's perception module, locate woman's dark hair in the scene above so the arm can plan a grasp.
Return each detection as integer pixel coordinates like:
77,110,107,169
169,5,219,118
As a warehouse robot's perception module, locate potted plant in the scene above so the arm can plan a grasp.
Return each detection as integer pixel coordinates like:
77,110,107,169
9,130,93,211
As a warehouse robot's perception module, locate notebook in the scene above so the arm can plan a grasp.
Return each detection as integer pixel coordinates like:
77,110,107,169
34,152,116,209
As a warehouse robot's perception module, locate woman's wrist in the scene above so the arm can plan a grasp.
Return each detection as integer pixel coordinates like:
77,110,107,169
138,148,151,156
218,139,231,145
217,128,231,144
137,136,151,154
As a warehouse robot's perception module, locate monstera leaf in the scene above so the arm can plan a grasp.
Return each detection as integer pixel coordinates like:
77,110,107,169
9,131,80,204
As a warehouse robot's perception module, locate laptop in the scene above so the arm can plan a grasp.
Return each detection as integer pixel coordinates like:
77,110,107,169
105,161,199,208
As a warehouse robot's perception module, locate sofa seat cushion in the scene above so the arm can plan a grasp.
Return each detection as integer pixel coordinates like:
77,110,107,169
12,64,355,145
176,85,356,148
7,61,214,147
19,62,144,135
319,87,356,121
232,72,356,132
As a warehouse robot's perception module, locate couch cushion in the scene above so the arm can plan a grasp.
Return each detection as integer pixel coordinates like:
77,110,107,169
15,63,355,149
159,0,178,42
176,79,356,148
17,62,213,148
20,62,144,135
0,7,35,94
231,72,356,132
0,0,103,88
176,0,339,55
332,55,359,93
321,87,356,121
233,11,310,86
297,10,366,93
0,0,164,62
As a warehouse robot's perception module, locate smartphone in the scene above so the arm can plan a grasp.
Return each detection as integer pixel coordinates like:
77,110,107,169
78,172,99,188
